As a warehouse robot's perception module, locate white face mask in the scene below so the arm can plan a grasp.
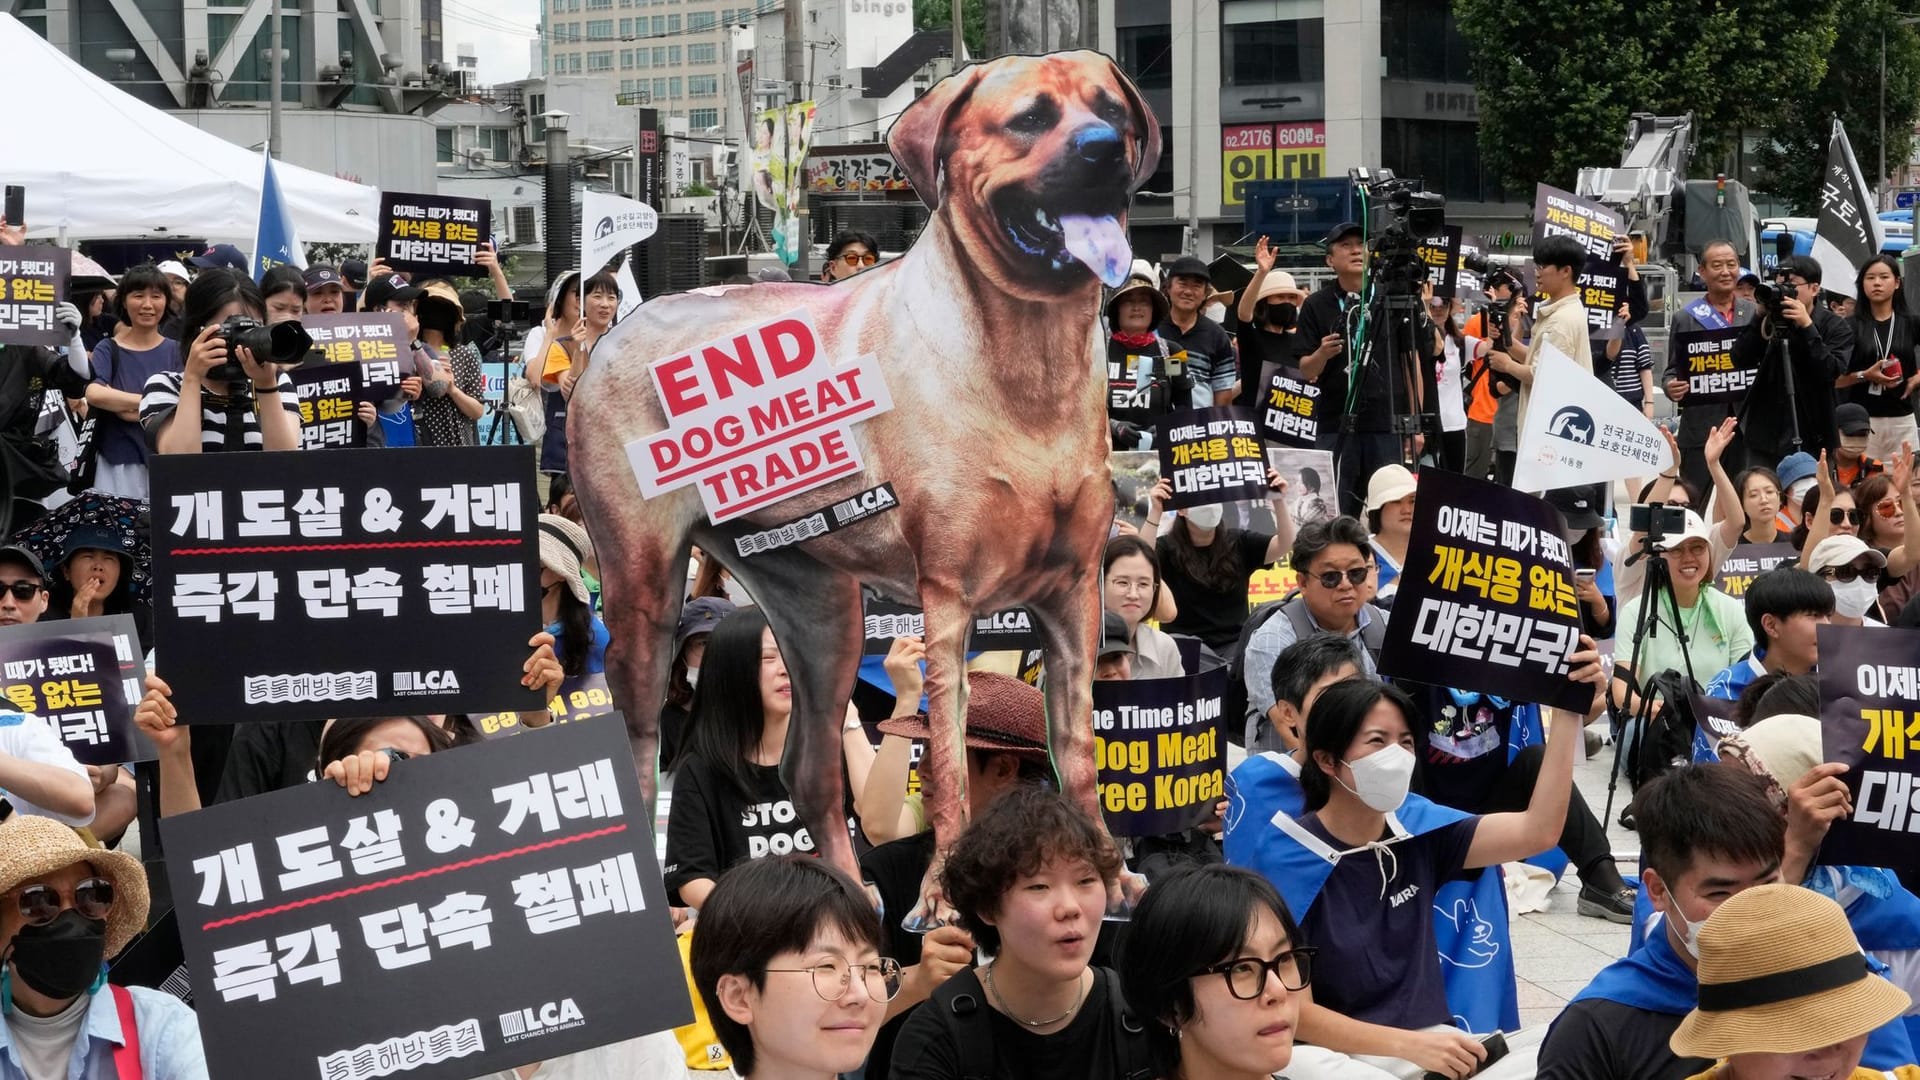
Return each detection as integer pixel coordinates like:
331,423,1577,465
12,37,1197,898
1185,503,1225,530
1788,478,1815,507
1833,576,1879,619
1663,888,1704,961
685,666,700,689
1336,744,1416,813
1203,302,1228,324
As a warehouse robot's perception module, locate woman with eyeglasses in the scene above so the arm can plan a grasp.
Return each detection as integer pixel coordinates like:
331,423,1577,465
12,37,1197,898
1853,454,1920,621
1118,864,1309,1080
0,815,204,1076
1101,535,1184,678
692,856,896,1080
823,231,881,283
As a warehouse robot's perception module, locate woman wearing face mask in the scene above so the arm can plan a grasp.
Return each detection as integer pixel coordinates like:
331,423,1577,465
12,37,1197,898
1103,277,1190,451
1139,471,1295,656
1234,237,1306,410
1265,663,1603,1080
83,264,180,500
1612,511,1753,719
1119,864,1308,1080
0,816,205,1077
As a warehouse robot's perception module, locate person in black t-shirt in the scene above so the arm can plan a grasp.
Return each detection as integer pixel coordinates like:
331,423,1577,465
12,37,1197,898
1296,222,1407,517
1235,236,1308,410
1139,469,1295,655
661,596,734,771
1158,256,1239,407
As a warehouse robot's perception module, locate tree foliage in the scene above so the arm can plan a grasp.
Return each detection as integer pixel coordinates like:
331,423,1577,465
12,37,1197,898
1754,2,1920,214
912,0,986,59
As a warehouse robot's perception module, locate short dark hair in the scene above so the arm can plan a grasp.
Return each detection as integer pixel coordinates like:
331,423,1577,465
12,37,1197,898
690,856,884,1077
939,784,1121,955
1289,517,1373,577
260,264,308,303
1743,566,1834,644
1777,255,1822,286
1119,864,1305,1078
1751,673,1820,726
1103,534,1160,596
1271,635,1366,710
582,270,622,299
316,715,453,770
1635,765,1783,884
112,263,174,324
826,231,879,262
177,268,266,349
1299,678,1417,812
1532,235,1586,272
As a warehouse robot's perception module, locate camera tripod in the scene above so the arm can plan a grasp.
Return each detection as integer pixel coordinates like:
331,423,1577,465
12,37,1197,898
1602,522,1702,828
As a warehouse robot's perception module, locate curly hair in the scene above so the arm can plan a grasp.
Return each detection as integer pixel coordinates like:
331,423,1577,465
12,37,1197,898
938,784,1122,955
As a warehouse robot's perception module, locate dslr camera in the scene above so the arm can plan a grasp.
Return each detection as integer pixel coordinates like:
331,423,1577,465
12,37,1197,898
1750,272,1794,330
212,315,313,385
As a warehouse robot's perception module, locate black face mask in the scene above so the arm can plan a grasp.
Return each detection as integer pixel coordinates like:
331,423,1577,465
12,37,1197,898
10,910,106,1001
1266,303,1298,329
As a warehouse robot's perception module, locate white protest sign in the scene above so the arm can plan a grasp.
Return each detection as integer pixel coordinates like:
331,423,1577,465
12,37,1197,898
582,189,660,275
1513,341,1672,493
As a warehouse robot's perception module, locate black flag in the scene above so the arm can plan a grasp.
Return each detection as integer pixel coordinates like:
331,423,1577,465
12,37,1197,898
1813,119,1881,299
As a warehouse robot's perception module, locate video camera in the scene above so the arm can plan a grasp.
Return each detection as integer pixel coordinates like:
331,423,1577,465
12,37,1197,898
1349,168,1446,296
211,315,312,385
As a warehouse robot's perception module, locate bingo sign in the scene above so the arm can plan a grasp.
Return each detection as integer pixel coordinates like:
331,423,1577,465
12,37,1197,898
1818,625,1920,882
0,245,69,347
1673,327,1753,404
1156,406,1268,509
0,615,148,766
1222,122,1325,206
1093,666,1229,836
378,192,490,277
627,310,896,524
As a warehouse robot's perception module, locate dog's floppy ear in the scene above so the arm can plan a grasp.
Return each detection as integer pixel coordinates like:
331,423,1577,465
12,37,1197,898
888,63,986,210
1103,54,1162,193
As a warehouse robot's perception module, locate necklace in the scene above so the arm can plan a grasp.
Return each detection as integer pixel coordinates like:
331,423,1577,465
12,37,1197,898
982,963,1087,1029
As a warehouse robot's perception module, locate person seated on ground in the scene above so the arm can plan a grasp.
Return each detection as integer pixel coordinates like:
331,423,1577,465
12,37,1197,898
1255,650,1605,1080
1118,864,1307,1080
1539,765,1917,1080
1101,535,1185,678
1095,612,1135,681
1364,465,1416,607
1704,567,1833,702
858,669,1055,1080
661,596,733,771
692,856,895,1080
45,526,149,651
1670,885,1915,1080
1139,468,1295,656
0,815,203,1077
888,786,1151,1080
1703,419,1790,547
1102,275,1190,451
1613,439,1705,603
1242,517,1387,750
1775,451,1819,533
1244,636,1366,759
1806,534,1890,626
1611,510,1753,719
1855,460,1920,618
1834,404,1885,489
1550,487,1617,645
1790,463,1862,554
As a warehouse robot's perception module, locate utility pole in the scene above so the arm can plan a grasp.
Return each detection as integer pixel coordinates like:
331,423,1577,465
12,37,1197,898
1882,28,1888,208
951,0,963,66
268,0,284,157
1185,2,1199,252
784,0,809,277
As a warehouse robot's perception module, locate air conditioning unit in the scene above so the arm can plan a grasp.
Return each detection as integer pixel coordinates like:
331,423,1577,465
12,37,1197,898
465,148,492,168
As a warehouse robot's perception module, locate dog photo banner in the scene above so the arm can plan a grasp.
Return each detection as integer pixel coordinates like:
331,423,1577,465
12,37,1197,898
1532,184,1624,261
1818,624,1920,879
292,363,366,450
1094,665,1228,836
0,245,69,347
1156,406,1268,509
1260,363,1321,448
162,715,690,1080
150,446,545,725
1713,542,1799,598
377,192,489,277
1673,326,1753,404
0,614,149,765
1578,256,1626,342
1379,468,1590,712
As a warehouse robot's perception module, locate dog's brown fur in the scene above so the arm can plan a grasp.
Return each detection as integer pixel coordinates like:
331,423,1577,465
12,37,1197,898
569,51,1160,913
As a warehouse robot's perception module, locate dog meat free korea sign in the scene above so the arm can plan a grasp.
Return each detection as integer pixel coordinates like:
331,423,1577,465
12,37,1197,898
627,309,895,523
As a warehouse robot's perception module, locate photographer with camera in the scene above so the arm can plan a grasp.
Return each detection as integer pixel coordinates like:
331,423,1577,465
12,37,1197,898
1663,241,1758,502
145,269,303,455
1462,270,1526,484
1738,256,1850,468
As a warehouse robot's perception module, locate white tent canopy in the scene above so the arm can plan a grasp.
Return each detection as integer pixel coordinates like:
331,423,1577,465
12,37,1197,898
0,14,380,243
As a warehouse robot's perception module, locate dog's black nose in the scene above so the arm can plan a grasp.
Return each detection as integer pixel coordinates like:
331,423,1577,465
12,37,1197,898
1069,125,1125,172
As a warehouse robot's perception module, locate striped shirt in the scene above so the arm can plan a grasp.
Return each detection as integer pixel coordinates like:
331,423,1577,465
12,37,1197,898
140,370,300,451
1607,326,1653,402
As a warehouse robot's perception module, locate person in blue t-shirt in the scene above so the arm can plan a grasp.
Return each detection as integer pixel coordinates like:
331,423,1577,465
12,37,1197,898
538,514,607,677
1705,567,1832,701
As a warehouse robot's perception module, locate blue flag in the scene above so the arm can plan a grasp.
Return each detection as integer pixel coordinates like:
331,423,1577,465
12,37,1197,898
251,149,305,282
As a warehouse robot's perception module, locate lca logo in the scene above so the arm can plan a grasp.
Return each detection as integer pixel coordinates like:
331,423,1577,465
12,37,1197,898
499,998,584,1041
394,670,460,693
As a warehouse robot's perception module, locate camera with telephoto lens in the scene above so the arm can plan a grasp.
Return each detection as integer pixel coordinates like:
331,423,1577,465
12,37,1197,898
1750,272,1794,331
1630,502,1688,541
211,315,313,385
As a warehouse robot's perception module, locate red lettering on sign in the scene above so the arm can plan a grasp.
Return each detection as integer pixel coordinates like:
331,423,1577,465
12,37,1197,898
656,354,706,417
760,318,814,379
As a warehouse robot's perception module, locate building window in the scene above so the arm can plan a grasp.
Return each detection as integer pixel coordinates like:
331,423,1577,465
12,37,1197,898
688,43,716,63
689,107,718,127
668,45,681,64
569,53,582,72
669,76,682,96
636,50,649,68
1223,20,1324,86
688,10,715,29
587,0,611,8
667,14,680,31
1382,0,1471,83
653,77,668,97
1381,118,1506,203
486,127,511,159
621,78,634,93
1116,25,1172,90
689,74,717,96
652,46,667,65
620,48,632,66
651,15,664,32
512,205,538,244
588,50,613,70
586,19,613,39
436,127,454,163
619,17,631,34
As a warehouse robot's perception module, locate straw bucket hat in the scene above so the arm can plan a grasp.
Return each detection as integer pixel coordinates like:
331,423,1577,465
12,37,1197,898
537,515,594,605
1670,883,1910,1059
0,816,149,958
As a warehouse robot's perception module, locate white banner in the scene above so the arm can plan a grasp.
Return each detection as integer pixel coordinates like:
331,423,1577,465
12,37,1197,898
1513,342,1673,493
582,190,660,275
614,254,643,321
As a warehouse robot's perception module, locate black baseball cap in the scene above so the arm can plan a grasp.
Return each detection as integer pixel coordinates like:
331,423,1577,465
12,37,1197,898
1322,222,1364,247
188,243,248,270
1837,402,1872,436
1547,484,1606,532
1166,255,1211,284
1099,611,1135,657
361,273,423,309
0,546,45,581
303,265,345,290
341,258,370,288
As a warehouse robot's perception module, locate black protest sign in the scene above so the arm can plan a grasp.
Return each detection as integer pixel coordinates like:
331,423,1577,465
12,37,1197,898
303,313,410,404
1379,469,1589,712
1818,625,1920,880
0,246,70,347
1532,184,1624,261
1578,256,1626,341
378,191,490,276
1713,542,1799,598
1093,666,1228,836
1693,694,1741,756
162,715,689,1080
150,446,545,724
861,598,1044,654
1259,363,1321,448
1418,227,1463,298
733,482,899,558
0,615,149,765
1673,326,1754,404
472,672,616,738
1156,406,1268,509
292,363,366,450
1458,235,1486,301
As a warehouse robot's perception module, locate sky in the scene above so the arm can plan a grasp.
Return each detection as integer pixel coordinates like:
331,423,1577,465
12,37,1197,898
443,0,545,85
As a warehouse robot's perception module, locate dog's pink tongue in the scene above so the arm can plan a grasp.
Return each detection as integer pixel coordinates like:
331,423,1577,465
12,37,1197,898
1061,214,1132,287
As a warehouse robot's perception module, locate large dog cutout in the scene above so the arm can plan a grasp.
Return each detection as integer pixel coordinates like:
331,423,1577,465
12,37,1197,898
570,51,1162,919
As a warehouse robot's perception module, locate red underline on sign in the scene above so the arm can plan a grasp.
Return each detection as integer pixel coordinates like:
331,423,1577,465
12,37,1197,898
717,457,865,520
652,399,879,485
199,822,627,931
172,538,523,556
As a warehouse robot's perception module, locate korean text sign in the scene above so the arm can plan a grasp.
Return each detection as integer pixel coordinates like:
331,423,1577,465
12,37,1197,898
1578,256,1625,342
302,313,409,405
1156,406,1268,509
626,309,895,523
0,615,148,765
472,672,616,738
1093,666,1228,836
1713,542,1798,598
378,192,490,277
0,245,69,347
1531,184,1623,260
1379,469,1589,712
1673,327,1753,404
861,598,1044,654
1259,364,1321,449
1417,227,1463,298
292,363,366,450
162,715,690,1080
150,446,545,724
1819,625,1920,881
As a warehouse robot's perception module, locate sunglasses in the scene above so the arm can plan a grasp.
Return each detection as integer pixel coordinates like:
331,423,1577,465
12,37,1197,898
15,877,115,926
1202,947,1317,1000
1831,508,1863,526
1310,566,1370,589
837,251,878,268
1876,501,1902,519
0,581,42,601
1819,564,1879,584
